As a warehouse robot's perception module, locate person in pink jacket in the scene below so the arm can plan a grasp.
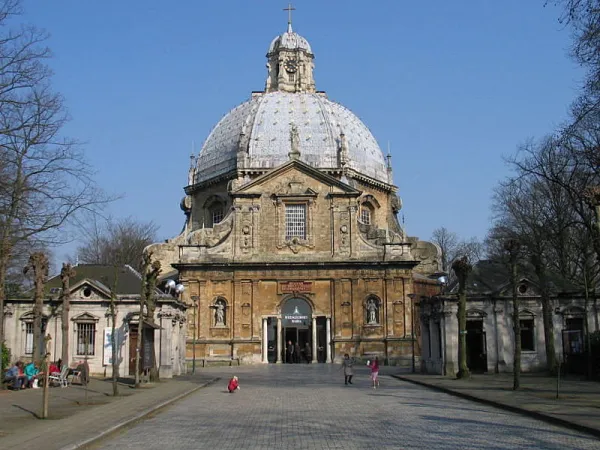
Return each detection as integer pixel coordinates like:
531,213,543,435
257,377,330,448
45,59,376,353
368,356,380,389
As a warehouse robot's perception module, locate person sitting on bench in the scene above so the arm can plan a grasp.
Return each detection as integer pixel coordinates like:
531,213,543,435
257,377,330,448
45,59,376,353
4,361,26,390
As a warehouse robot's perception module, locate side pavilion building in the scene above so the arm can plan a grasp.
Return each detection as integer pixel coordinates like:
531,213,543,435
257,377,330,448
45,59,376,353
150,18,440,366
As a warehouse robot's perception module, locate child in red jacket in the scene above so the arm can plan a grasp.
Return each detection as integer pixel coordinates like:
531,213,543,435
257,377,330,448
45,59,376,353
227,376,240,393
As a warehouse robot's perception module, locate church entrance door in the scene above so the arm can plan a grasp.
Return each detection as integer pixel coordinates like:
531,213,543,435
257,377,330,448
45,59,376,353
279,297,312,364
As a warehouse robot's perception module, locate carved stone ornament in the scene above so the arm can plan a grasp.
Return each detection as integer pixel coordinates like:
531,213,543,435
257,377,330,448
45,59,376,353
3,304,14,317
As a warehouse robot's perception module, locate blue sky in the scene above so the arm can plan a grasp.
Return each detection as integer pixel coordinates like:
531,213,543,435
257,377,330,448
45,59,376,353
21,0,581,264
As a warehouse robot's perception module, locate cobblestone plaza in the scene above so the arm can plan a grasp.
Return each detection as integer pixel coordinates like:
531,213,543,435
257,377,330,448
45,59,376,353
98,365,600,449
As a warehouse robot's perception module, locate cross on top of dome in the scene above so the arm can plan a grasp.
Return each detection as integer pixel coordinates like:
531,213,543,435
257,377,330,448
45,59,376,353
283,3,295,33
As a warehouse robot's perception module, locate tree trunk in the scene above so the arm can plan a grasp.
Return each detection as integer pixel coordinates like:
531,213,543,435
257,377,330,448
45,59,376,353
584,280,593,380
457,287,469,379
452,256,471,379
60,264,75,367
0,256,8,376
32,277,44,362
27,253,49,363
533,260,557,374
144,257,161,383
512,259,521,390
110,299,118,396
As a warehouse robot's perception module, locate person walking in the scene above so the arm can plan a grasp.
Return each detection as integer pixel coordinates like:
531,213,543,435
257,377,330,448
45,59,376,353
341,353,354,385
304,342,312,363
368,356,380,389
294,342,301,363
286,340,294,364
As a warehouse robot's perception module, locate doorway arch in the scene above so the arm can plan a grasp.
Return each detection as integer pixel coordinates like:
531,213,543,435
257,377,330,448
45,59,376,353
278,297,313,364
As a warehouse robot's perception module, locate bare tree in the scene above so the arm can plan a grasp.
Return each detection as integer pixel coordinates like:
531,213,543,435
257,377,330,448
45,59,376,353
0,0,111,374
549,1,600,125
22,252,48,362
503,239,522,390
452,256,471,379
491,177,560,373
143,252,161,382
59,263,75,366
76,215,158,272
431,227,459,273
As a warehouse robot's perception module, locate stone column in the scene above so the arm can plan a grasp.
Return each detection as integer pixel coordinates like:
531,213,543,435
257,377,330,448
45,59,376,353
312,317,317,363
262,318,268,364
276,317,282,364
326,317,332,363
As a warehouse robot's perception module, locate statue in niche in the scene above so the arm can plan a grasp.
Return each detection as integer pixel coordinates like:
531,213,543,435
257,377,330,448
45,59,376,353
215,300,226,327
366,299,379,325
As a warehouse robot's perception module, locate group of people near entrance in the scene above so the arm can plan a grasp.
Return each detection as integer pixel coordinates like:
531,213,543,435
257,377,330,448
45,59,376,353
285,340,312,364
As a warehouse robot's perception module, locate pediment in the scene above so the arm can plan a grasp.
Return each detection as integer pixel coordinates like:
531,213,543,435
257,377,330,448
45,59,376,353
70,279,111,301
498,278,539,297
233,159,361,197
71,312,100,322
19,310,50,321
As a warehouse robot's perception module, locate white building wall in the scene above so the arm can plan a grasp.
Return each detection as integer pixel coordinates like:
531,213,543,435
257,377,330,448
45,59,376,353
3,297,187,379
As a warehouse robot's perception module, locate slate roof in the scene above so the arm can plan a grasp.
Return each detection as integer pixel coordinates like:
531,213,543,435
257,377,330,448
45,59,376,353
44,264,145,296
448,260,580,296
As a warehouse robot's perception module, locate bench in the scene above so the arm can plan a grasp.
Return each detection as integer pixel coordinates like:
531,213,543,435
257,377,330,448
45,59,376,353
200,357,240,367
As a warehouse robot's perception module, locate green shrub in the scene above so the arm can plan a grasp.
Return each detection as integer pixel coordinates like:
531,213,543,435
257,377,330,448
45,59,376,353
1,341,11,372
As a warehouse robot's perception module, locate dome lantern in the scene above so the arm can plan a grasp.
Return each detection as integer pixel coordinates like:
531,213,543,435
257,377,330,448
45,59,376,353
265,4,315,94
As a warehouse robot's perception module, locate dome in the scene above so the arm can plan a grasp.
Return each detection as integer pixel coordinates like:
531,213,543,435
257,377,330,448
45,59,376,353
195,91,389,184
268,29,312,55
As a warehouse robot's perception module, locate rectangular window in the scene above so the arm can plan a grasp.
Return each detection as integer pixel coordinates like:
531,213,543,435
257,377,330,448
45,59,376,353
360,208,371,225
25,322,33,354
285,204,306,240
77,323,96,355
520,319,535,351
212,208,223,225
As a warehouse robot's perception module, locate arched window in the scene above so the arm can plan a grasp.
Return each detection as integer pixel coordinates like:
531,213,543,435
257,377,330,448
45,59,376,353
365,296,381,325
203,195,227,227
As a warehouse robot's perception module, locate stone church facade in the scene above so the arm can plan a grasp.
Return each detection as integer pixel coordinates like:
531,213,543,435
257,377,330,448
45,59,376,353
150,18,440,366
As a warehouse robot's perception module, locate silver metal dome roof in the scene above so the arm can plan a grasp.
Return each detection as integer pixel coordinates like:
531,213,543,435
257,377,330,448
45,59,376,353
195,91,389,184
268,28,312,55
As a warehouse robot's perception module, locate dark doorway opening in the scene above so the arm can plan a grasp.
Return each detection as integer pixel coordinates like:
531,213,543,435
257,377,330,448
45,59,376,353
563,317,585,374
316,317,327,363
466,320,487,373
129,325,138,376
283,327,311,363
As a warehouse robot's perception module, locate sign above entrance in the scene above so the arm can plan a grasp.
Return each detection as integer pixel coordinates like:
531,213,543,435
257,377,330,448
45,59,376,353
281,281,313,293
281,297,312,327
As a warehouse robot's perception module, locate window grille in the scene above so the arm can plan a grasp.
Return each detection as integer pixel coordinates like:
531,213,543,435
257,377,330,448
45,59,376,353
76,323,96,355
285,204,306,240
25,322,33,354
360,208,371,225
289,72,295,82
212,207,224,225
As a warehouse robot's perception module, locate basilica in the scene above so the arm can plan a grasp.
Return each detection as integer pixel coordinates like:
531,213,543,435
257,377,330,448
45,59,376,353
150,16,441,366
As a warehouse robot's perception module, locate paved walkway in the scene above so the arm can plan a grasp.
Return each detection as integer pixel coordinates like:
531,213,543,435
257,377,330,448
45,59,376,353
0,374,217,450
95,365,599,449
393,372,600,438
